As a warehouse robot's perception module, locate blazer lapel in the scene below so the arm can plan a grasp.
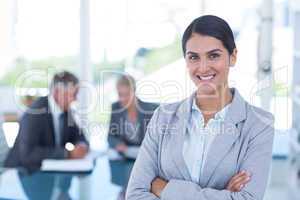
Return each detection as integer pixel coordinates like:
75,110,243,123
170,95,194,180
201,89,247,186
118,107,127,138
46,112,56,146
136,100,145,141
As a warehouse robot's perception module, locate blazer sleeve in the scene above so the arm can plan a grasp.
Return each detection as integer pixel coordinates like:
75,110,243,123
18,114,66,168
73,130,88,145
160,115,275,200
126,107,161,200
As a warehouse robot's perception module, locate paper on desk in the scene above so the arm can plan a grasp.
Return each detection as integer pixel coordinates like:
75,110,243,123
124,146,140,159
107,149,123,160
107,147,140,160
41,152,96,172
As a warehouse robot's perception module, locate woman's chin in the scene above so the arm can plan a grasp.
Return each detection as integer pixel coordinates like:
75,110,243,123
196,84,217,97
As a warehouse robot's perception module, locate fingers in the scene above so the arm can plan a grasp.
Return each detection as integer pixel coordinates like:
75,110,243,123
227,171,244,189
231,174,250,191
226,171,251,192
151,177,168,198
230,171,250,186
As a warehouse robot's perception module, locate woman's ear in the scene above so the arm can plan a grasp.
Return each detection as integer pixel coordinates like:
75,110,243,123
229,48,238,67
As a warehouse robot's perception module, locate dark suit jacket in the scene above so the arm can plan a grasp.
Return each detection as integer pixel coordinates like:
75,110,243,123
107,99,158,148
4,96,88,170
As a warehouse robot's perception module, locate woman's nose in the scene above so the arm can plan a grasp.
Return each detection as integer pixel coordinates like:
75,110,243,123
197,59,210,73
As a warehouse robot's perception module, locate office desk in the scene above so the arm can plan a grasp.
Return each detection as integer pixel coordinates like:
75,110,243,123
289,129,300,200
0,156,121,200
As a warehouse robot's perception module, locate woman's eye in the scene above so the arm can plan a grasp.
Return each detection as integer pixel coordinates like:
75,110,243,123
209,53,220,59
189,55,198,61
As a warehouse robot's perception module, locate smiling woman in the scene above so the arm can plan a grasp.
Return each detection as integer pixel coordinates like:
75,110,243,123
126,15,274,200
182,15,237,107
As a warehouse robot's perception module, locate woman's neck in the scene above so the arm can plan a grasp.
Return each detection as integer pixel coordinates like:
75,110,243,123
196,87,232,118
127,98,137,113
127,100,138,122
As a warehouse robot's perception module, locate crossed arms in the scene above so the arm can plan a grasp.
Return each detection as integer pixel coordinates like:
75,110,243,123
125,108,274,200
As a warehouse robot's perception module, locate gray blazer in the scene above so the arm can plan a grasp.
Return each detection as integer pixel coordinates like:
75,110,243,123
126,88,274,200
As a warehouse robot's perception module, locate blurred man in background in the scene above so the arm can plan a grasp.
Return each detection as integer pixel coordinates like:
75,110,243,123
5,71,89,170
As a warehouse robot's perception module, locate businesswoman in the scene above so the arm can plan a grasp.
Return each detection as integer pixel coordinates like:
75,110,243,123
108,75,158,199
126,15,274,200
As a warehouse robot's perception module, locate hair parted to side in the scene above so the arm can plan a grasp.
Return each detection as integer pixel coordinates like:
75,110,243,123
50,71,79,90
117,74,136,92
182,15,236,56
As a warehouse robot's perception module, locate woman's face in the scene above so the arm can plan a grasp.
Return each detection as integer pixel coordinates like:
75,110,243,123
185,33,237,96
117,85,135,108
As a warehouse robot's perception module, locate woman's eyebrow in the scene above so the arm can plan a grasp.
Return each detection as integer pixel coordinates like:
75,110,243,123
207,49,223,54
186,51,199,55
186,49,223,55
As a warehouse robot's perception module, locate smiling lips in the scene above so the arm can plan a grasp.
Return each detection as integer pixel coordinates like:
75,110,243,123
196,74,216,81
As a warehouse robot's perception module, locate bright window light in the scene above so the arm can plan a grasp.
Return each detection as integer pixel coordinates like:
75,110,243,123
2,122,19,148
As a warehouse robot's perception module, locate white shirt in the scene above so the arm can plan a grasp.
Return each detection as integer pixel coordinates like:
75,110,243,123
0,114,9,166
183,97,230,183
48,96,63,146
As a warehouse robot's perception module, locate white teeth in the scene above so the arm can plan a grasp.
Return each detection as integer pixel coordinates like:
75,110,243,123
199,75,214,80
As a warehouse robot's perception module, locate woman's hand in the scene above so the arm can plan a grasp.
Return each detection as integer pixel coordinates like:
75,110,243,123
226,171,251,192
151,177,168,197
115,143,128,153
